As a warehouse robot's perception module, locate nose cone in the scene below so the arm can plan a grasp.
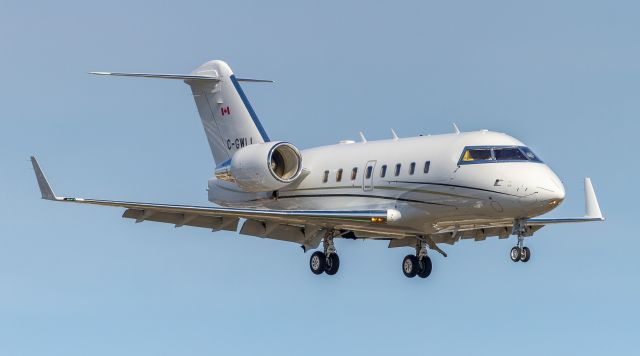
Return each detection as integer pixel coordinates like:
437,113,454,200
541,167,565,204
514,164,565,216
528,165,565,212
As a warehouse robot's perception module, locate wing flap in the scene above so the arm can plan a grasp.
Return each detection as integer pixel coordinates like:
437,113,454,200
122,209,239,231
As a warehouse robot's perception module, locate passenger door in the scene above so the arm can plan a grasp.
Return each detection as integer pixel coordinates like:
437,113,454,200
363,160,376,191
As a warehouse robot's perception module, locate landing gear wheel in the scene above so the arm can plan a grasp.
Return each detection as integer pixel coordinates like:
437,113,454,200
510,247,521,262
310,251,326,275
325,253,340,275
520,246,531,262
417,256,432,278
402,255,419,278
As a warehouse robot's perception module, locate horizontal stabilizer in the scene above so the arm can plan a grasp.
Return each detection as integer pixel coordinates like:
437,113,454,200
235,77,274,83
89,72,221,81
90,72,274,83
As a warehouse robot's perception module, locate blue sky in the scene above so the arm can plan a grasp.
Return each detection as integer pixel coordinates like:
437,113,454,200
1,1,637,355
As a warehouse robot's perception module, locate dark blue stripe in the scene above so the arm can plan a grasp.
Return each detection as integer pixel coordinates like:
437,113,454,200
393,181,519,197
273,194,454,207
229,74,270,142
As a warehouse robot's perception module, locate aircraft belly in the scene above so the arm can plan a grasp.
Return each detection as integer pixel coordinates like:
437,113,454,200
214,180,527,236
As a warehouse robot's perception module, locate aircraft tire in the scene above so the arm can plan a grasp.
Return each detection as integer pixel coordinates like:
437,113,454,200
510,246,521,262
402,255,418,278
325,253,340,275
417,256,432,278
310,251,326,275
520,247,531,262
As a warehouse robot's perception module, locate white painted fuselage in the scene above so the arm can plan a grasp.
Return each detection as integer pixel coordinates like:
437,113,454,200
208,130,566,236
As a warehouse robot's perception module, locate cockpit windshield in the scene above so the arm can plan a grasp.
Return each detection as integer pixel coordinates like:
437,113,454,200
462,148,492,161
494,147,527,161
459,146,542,164
519,147,541,162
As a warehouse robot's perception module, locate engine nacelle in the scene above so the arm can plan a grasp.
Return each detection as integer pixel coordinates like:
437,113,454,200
214,142,303,192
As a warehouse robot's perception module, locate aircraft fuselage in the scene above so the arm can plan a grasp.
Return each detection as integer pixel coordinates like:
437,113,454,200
208,130,566,236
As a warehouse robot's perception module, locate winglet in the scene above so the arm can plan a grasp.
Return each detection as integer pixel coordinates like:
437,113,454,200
30,156,58,200
584,178,603,219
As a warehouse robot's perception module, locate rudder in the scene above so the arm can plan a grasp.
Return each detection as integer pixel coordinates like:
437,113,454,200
187,60,270,163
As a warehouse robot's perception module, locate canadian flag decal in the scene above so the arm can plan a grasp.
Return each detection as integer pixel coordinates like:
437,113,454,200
221,106,231,116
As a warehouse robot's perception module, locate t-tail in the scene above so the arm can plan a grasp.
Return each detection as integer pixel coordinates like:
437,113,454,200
91,60,273,163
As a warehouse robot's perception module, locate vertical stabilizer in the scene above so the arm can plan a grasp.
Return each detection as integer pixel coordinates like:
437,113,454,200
187,60,270,163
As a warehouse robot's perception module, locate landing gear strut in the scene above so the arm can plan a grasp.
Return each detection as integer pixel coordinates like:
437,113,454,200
309,232,340,275
402,239,432,279
510,220,531,263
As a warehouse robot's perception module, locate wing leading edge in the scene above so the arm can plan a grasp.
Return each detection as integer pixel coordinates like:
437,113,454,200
30,157,397,244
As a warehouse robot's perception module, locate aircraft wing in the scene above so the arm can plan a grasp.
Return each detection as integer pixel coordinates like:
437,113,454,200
31,157,396,250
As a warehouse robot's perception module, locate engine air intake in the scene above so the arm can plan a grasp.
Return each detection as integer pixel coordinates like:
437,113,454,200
215,141,303,192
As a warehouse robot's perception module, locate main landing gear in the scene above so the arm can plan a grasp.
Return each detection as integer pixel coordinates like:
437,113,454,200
510,220,531,263
402,239,432,279
510,244,531,263
309,234,340,275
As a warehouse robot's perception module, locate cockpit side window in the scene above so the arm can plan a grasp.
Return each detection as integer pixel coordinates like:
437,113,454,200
494,147,527,161
520,147,542,162
462,148,492,162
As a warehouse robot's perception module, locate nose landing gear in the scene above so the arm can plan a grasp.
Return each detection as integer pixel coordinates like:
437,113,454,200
510,220,531,263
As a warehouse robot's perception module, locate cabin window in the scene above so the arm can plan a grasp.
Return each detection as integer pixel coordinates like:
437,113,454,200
322,170,329,183
409,162,416,175
380,165,387,178
336,169,343,182
462,148,492,162
424,161,431,173
395,163,401,176
365,166,373,179
351,167,358,180
493,147,527,161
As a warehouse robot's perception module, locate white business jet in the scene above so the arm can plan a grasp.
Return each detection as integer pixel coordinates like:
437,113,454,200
31,60,604,279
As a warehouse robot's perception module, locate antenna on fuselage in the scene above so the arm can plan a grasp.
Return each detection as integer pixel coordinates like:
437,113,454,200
390,128,399,140
359,131,367,143
452,123,461,134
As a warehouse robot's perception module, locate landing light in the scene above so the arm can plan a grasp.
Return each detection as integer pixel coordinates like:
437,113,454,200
371,217,386,223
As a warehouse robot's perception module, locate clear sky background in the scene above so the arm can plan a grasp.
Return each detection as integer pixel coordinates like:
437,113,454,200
1,1,637,355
